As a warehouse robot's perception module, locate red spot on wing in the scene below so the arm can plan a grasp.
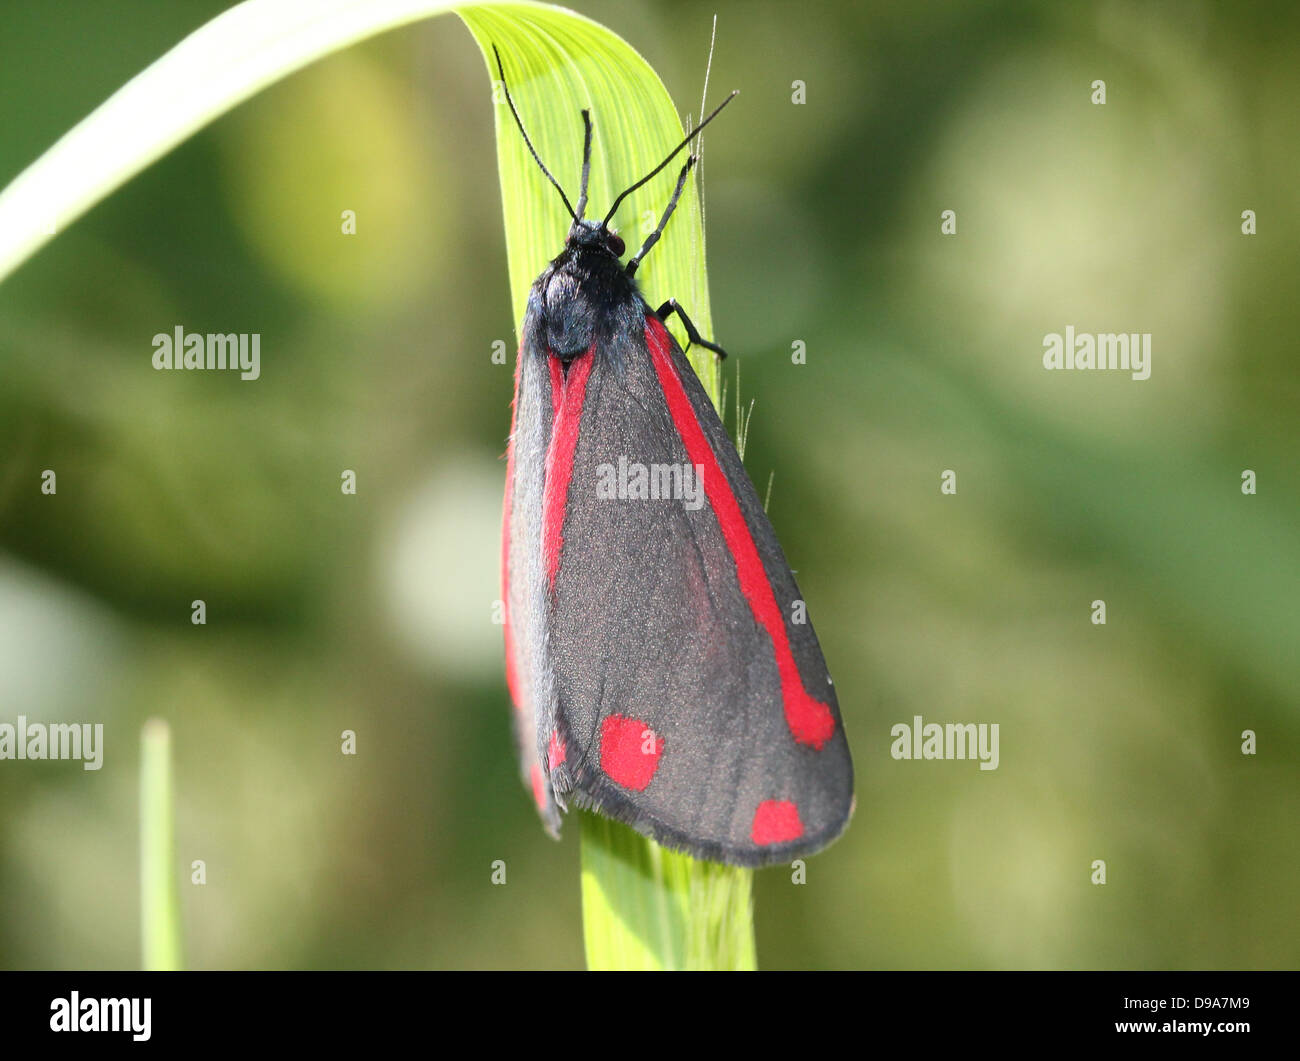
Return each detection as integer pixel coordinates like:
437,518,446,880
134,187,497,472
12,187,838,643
599,714,664,791
646,316,835,749
547,729,566,771
542,349,594,588
751,800,804,845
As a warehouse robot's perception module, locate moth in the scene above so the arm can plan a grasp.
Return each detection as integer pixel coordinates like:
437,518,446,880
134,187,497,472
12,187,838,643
496,48,852,866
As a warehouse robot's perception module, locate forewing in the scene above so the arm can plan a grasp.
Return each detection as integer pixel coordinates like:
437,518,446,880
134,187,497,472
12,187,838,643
543,313,853,867
503,300,562,835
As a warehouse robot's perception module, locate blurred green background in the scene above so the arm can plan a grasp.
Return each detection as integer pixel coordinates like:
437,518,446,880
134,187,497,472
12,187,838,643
1,0,1297,969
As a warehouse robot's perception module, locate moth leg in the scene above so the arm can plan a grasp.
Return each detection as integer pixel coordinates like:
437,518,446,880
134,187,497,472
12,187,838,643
655,298,728,360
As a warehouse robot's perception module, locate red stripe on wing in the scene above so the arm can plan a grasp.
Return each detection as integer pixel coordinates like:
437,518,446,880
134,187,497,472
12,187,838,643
542,348,594,588
645,315,835,750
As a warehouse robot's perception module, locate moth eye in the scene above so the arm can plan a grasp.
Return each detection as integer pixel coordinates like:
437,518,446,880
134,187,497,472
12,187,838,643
607,233,625,257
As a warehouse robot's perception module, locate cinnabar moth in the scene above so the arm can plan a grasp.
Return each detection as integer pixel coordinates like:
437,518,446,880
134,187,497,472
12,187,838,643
496,48,853,866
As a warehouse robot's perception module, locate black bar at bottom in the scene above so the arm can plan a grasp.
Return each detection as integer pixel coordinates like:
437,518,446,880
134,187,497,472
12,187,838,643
0,970,1289,1048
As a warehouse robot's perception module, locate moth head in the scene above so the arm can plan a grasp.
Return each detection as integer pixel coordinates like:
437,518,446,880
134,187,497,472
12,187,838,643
567,219,624,258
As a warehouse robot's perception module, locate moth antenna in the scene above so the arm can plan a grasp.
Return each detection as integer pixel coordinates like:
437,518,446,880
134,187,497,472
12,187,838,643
602,90,738,227
492,45,577,221
574,110,594,221
626,156,695,275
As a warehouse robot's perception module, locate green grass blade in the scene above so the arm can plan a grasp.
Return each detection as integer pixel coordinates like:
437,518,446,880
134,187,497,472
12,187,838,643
0,0,466,286
580,814,756,971
139,719,182,971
